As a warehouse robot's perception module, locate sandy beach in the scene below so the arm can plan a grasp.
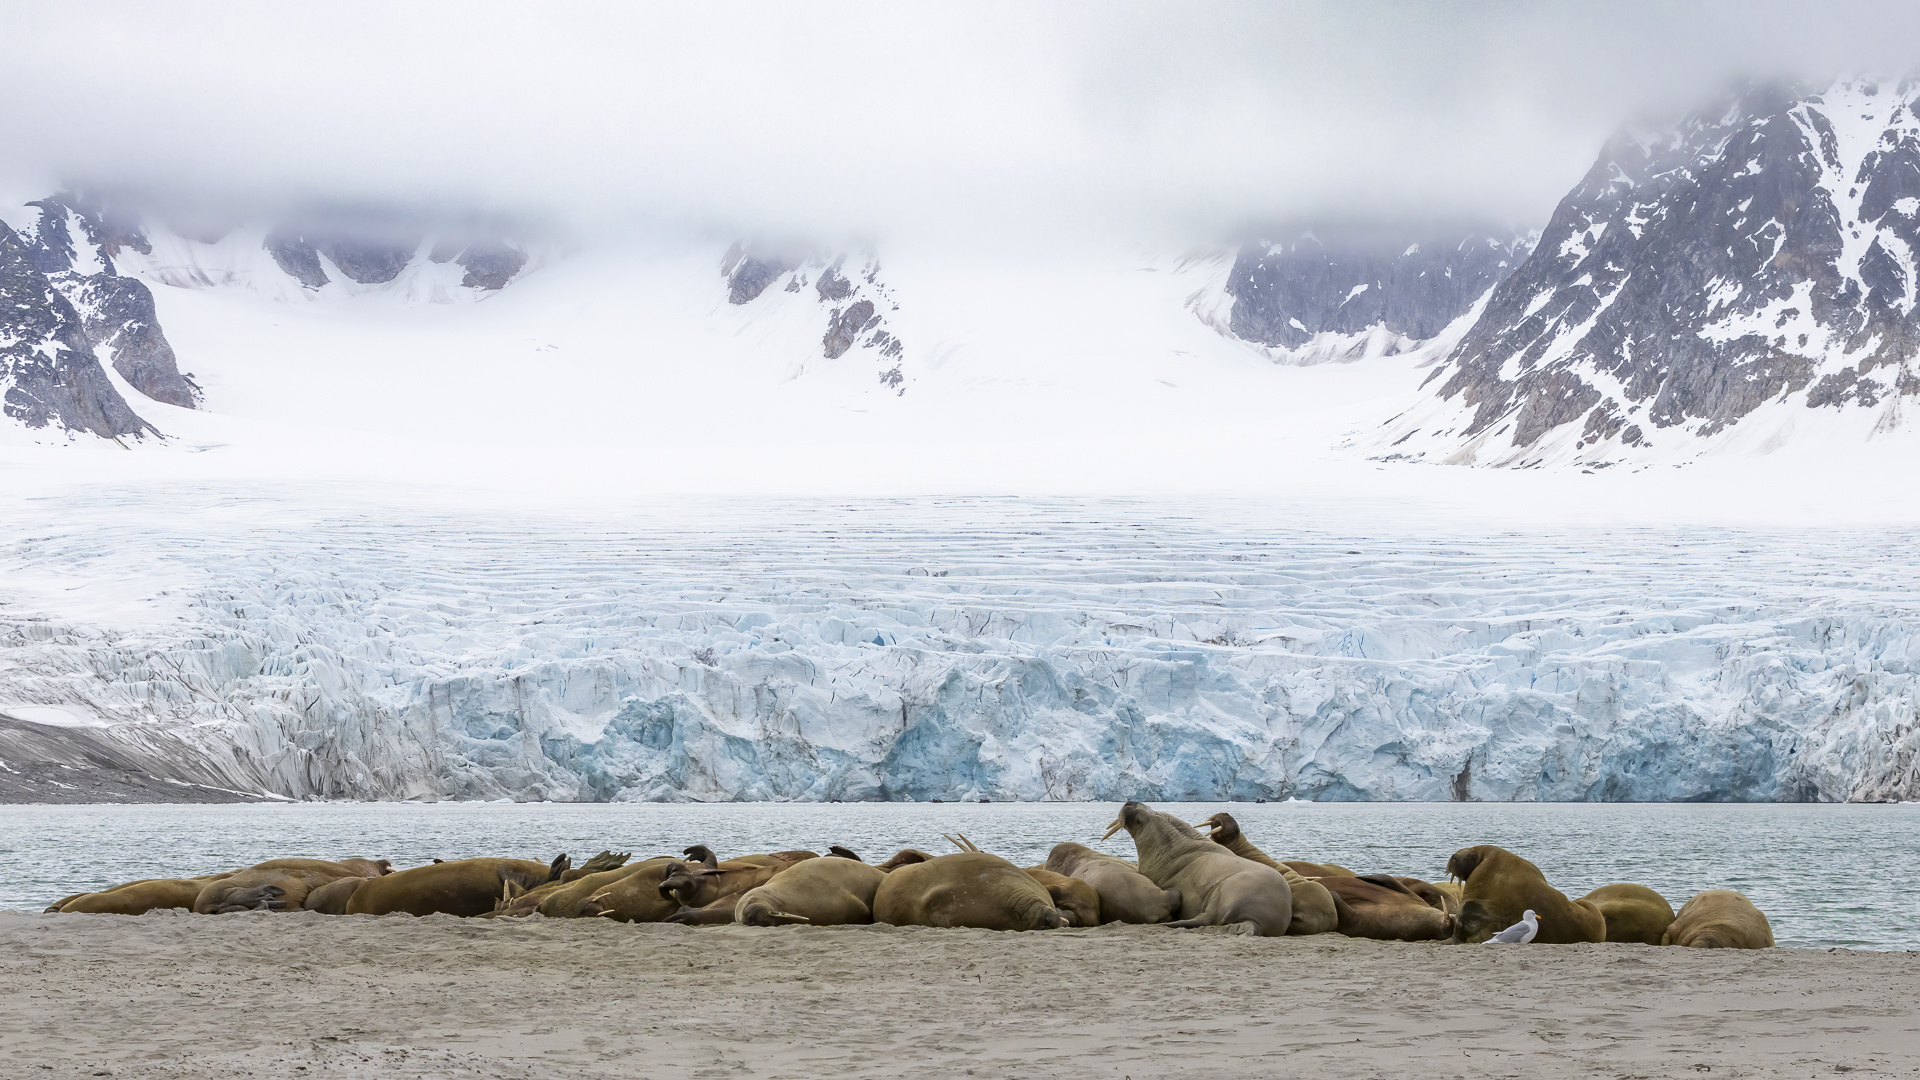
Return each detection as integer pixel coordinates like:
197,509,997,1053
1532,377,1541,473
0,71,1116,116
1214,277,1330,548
2,912,1914,1079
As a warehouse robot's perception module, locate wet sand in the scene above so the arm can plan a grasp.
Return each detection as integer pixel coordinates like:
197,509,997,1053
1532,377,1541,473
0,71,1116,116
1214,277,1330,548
2,911,1915,1079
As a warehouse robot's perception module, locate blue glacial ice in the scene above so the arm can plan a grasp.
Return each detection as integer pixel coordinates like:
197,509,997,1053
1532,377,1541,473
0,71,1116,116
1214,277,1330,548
1,493,1916,803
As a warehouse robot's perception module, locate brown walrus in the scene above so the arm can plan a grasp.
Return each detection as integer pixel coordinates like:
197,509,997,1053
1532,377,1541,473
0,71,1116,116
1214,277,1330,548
1041,842,1180,924
1105,801,1290,935
192,858,391,914
1315,874,1453,940
875,848,936,871
872,851,1064,930
536,857,682,918
735,856,888,926
343,855,567,917
1582,883,1675,945
1284,861,1357,878
930,833,1103,928
1446,845,1605,944
1663,889,1774,949
661,851,818,924
582,853,801,922
1197,813,1338,935
58,874,235,915
1022,867,1102,927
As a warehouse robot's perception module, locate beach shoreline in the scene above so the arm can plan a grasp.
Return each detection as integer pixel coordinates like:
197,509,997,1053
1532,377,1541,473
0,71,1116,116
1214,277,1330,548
3,912,1914,1079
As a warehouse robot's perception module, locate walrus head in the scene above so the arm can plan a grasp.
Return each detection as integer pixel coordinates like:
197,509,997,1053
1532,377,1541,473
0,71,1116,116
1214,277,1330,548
1445,846,1494,882
657,861,721,902
1199,812,1242,845
1102,801,1148,840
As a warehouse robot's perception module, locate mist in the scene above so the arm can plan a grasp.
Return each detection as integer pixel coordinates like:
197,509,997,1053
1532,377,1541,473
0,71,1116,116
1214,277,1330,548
3,1,1918,247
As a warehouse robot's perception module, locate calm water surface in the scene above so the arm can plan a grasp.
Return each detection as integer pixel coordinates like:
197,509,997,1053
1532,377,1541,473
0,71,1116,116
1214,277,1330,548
3,802,1912,950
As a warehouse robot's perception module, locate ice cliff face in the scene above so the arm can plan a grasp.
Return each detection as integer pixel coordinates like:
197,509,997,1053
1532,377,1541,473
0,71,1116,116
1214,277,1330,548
2,495,1915,804
1378,78,1920,466
1222,229,1534,365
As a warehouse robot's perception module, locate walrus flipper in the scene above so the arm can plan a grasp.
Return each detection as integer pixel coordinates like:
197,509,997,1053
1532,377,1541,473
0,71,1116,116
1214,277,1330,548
683,845,720,869
828,845,862,862
545,854,571,883
576,850,631,875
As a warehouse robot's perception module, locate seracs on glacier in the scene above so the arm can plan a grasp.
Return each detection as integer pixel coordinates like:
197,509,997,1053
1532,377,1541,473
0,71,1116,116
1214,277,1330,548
2,492,1915,804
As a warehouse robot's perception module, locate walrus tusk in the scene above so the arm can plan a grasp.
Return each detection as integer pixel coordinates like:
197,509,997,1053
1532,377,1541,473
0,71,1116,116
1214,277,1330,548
1100,816,1125,841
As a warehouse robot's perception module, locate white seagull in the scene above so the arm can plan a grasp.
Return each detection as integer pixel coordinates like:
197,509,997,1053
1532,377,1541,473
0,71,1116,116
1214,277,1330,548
1484,909,1539,944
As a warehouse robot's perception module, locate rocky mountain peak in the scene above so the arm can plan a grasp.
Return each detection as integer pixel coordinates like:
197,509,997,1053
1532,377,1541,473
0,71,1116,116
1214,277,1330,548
1377,77,1920,466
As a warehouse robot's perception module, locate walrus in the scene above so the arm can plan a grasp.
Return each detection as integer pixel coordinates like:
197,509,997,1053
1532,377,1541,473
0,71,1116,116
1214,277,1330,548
1104,801,1291,935
343,855,567,917
661,851,818,924
876,848,936,871
537,857,681,918
1581,883,1675,945
1042,842,1180,924
1446,845,1605,944
59,874,235,915
1663,890,1774,949
193,858,392,914
872,851,1065,930
735,856,889,926
1389,876,1460,915
1196,813,1337,935
302,875,368,914
582,854,803,922
1316,873,1452,940
1284,861,1357,878
471,849,639,914
1023,867,1102,927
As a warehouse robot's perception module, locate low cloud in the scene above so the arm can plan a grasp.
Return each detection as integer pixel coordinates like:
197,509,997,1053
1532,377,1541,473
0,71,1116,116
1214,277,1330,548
2,1,1915,247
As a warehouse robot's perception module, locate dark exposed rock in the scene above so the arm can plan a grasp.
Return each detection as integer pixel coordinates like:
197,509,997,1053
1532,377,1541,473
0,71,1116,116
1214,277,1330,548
0,221,156,439
58,273,201,409
457,241,527,290
1398,77,1920,462
320,238,419,284
0,714,268,805
14,193,201,409
816,263,855,302
721,243,796,304
264,229,329,288
823,299,878,359
1228,227,1533,349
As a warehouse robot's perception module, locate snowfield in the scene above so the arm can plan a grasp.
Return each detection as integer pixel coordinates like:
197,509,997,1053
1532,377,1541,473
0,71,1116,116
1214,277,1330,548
2,484,1916,803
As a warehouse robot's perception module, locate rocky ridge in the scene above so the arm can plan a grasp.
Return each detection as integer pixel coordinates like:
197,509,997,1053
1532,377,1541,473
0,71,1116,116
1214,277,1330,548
1375,77,1920,465
1222,227,1535,365
722,244,908,394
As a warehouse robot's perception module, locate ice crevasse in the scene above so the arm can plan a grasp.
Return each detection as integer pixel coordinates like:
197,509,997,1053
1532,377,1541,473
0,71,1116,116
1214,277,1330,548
2,497,1916,804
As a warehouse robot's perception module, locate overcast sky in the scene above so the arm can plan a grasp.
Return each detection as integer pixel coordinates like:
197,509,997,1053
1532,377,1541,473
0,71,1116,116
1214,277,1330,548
3,2,1916,246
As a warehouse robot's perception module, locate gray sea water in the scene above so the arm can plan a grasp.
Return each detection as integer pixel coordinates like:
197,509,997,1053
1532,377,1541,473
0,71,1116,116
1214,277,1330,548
4,801,1913,950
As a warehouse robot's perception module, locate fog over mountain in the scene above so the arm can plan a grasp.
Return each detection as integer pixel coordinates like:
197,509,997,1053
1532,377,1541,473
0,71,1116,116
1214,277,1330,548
7,2,1920,246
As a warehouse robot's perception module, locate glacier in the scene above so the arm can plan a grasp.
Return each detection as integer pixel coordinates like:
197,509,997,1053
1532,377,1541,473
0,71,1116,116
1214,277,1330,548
2,489,1915,804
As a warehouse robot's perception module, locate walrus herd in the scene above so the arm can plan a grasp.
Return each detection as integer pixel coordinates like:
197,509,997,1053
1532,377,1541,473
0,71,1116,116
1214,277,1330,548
41,801,1776,948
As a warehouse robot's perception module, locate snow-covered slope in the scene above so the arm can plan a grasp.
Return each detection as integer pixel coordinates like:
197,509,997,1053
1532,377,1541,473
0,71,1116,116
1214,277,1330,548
1376,78,1920,467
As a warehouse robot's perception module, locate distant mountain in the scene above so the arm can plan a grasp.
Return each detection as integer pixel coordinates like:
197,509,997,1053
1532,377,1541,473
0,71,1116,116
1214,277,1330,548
1220,227,1535,365
1377,77,1920,465
722,244,909,394
0,215,155,440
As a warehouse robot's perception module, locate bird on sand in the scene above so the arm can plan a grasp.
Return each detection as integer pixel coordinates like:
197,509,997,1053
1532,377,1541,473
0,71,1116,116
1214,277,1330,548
1484,909,1539,944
